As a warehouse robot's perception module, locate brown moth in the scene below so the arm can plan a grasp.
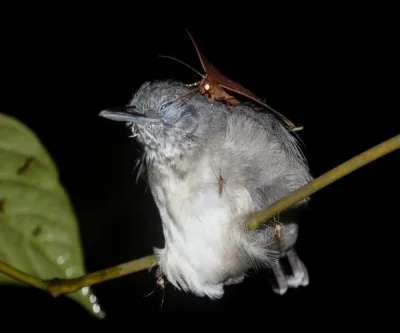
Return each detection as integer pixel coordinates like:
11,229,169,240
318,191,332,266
160,29,302,132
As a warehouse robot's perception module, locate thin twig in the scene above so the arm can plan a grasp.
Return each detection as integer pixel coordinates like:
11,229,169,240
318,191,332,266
247,133,400,230
0,134,399,297
46,255,156,297
0,255,156,297
0,261,48,291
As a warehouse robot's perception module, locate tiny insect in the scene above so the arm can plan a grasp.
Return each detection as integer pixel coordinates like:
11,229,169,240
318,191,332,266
208,164,228,198
159,29,302,132
217,174,227,197
273,216,283,240
143,276,167,310
17,156,35,175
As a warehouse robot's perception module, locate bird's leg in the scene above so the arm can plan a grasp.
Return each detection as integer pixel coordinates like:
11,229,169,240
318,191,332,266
268,261,288,295
285,248,309,288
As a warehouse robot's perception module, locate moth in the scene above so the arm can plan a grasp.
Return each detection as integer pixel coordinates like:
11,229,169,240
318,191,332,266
160,29,302,132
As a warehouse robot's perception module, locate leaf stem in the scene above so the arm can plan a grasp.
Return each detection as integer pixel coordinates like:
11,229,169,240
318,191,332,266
0,134,399,297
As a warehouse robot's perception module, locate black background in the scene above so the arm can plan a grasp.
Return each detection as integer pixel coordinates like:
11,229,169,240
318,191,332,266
0,18,398,325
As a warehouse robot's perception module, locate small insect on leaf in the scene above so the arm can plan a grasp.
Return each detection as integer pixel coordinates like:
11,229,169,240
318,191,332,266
0,199,5,214
0,113,105,319
159,29,301,132
17,156,35,175
32,225,42,237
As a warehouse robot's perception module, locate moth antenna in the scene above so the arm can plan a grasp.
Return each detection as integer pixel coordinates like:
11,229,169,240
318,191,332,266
158,55,204,78
185,29,208,73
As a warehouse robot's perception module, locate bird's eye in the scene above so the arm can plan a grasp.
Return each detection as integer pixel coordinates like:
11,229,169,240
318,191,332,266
161,100,178,121
160,101,173,111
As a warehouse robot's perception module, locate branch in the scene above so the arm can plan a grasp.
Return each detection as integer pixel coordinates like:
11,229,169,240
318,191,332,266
48,255,156,297
0,261,48,291
0,134,399,297
0,255,156,297
247,133,400,230
46,255,156,297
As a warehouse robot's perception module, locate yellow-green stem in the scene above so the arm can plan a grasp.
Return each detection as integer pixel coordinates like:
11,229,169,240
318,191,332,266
0,255,156,297
247,134,400,230
0,261,48,291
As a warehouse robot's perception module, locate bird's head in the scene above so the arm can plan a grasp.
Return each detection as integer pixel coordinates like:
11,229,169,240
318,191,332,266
99,80,227,161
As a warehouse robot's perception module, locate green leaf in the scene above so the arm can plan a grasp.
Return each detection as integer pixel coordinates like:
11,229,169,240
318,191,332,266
0,112,105,319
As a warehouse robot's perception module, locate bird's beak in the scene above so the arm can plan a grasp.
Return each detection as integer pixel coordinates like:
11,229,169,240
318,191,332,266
99,107,160,126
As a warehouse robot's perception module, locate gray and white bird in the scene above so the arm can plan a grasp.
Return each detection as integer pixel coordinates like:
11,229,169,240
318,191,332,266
100,80,313,299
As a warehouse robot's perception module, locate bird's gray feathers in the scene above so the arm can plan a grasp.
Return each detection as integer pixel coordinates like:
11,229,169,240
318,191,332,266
111,79,312,298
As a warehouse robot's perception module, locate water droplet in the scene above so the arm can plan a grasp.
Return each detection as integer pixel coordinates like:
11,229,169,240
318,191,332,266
93,304,101,313
90,295,97,303
65,268,73,277
81,286,89,295
57,256,66,265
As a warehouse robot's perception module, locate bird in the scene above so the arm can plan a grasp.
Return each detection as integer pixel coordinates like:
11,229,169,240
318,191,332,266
99,79,313,299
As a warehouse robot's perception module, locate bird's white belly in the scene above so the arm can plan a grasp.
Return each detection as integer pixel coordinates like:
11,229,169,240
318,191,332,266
153,171,244,298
